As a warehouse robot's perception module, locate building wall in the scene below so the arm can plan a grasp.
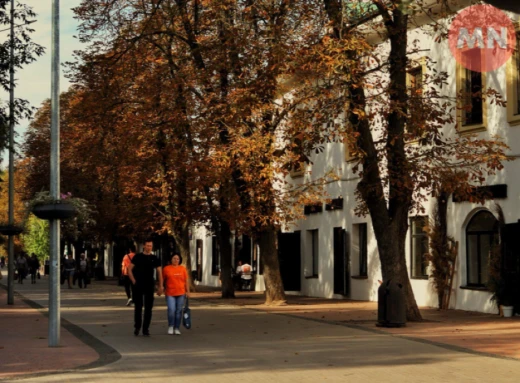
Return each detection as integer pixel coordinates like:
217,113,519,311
284,9,520,314
190,8,519,315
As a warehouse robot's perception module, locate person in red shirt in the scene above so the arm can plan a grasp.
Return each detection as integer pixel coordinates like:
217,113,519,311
162,253,190,335
121,245,136,306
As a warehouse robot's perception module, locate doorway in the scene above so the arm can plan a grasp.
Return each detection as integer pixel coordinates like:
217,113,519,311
333,227,349,296
196,239,203,282
278,231,301,291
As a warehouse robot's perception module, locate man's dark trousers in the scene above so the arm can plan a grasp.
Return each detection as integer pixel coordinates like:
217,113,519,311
124,275,132,299
132,284,155,332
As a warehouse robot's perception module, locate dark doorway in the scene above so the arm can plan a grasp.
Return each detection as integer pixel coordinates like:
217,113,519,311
333,227,349,296
278,231,301,291
196,239,203,282
502,222,520,314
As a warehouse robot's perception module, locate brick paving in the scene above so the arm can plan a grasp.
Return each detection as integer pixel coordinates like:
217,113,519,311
0,283,99,380
2,279,520,382
193,289,520,360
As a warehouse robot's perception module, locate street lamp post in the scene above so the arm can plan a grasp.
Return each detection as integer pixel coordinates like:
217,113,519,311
6,0,16,306
48,0,61,347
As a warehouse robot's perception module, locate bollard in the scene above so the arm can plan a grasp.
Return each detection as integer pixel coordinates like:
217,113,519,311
377,279,406,327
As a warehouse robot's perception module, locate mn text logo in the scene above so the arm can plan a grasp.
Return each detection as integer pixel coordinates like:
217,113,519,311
449,5,516,73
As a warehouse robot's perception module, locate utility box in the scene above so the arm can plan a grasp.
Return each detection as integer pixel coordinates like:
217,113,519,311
377,279,406,328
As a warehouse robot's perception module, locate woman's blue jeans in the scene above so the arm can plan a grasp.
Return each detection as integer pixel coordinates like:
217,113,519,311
166,295,186,329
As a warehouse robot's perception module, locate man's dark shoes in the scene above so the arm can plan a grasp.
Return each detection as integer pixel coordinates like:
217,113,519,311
134,329,139,336
142,330,150,337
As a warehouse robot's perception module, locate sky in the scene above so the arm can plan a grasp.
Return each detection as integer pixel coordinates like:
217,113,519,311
1,0,84,164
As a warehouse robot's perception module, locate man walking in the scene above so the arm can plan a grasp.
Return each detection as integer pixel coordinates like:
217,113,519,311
128,239,163,336
16,253,28,284
77,253,89,288
63,253,76,289
121,245,136,306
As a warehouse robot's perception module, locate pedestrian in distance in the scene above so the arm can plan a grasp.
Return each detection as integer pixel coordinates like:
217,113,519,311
240,261,253,291
127,239,163,337
162,253,190,335
234,260,243,290
63,253,76,289
77,253,89,288
121,245,136,306
29,254,40,284
16,253,28,284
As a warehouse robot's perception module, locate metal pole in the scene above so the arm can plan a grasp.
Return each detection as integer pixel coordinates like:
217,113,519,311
49,0,61,347
7,0,15,306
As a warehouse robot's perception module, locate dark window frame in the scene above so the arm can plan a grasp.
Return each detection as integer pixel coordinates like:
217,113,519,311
358,223,368,277
410,216,429,280
465,211,498,287
211,236,220,276
408,66,423,95
311,229,319,277
462,58,484,126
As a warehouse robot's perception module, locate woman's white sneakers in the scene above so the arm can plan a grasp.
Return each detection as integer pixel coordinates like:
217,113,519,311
167,327,181,335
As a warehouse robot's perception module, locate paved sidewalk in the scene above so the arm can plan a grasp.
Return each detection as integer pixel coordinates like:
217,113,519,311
193,289,520,360
3,279,520,382
0,281,99,380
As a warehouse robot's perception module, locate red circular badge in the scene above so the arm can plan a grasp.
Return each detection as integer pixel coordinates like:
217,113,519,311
449,5,516,73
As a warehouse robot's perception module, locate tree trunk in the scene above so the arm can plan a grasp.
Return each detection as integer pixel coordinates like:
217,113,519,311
373,222,422,321
259,227,286,305
218,220,235,298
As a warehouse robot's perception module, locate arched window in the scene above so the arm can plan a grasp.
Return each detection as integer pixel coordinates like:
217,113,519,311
466,211,498,287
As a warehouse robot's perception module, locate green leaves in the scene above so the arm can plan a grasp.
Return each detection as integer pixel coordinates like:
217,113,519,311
21,215,49,262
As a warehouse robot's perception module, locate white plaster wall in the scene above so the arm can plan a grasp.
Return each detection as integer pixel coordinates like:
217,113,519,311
285,9,520,314
104,242,114,277
187,9,520,314
190,226,220,288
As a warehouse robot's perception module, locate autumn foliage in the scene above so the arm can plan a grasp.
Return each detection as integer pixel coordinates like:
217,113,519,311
20,1,512,313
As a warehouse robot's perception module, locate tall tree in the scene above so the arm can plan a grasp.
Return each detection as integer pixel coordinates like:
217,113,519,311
0,0,44,151
309,0,509,320
72,0,330,303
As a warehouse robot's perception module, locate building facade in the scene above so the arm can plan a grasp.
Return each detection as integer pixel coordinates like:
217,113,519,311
190,6,520,315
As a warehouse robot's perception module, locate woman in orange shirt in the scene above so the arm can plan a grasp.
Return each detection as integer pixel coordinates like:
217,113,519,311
162,254,190,335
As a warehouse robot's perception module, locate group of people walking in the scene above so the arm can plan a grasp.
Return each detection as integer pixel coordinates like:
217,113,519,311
62,253,91,289
15,253,40,284
122,239,190,337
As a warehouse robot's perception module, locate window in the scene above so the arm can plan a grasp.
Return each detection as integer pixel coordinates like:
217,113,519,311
466,211,498,287
410,216,429,279
408,66,423,95
507,31,520,126
405,57,429,140
358,223,368,277
211,236,220,276
352,223,368,277
463,68,484,126
289,135,306,178
456,55,487,133
289,161,305,178
344,135,358,162
310,229,319,277
406,63,425,138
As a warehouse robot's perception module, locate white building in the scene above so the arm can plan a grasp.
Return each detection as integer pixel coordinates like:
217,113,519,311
190,4,520,315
